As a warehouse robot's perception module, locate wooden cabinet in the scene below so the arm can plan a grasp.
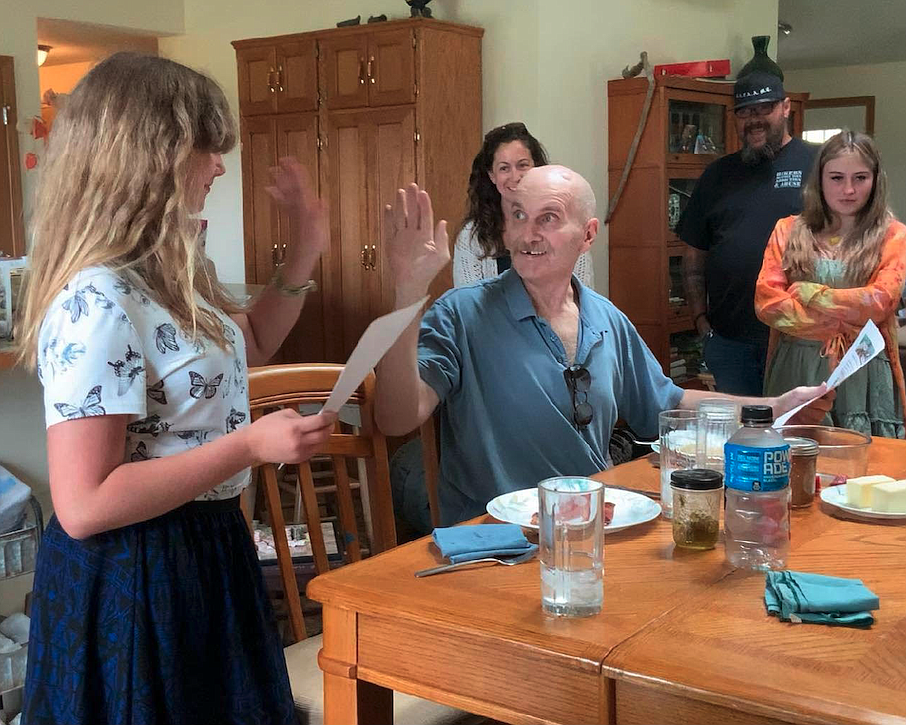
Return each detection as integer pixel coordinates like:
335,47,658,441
233,19,482,363
325,107,416,356
320,28,415,110
607,76,808,386
236,38,318,116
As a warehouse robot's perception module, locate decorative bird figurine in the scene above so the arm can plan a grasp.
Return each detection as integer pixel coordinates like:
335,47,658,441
406,0,433,18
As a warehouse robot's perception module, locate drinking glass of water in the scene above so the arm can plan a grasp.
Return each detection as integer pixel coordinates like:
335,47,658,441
697,398,741,472
538,476,604,618
659,409,704,518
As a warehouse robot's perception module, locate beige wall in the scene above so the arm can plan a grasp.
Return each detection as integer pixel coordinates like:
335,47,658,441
38,60,95,97
786,61,906,217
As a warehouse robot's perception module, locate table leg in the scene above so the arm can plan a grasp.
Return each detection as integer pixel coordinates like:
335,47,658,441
320,605,393,725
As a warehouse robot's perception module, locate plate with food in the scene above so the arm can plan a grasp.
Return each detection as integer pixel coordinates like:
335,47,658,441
486,486,661,533
650,434,724,460
819,474,906,521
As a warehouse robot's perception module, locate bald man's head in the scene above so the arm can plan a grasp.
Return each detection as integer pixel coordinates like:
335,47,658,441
516,165,597,223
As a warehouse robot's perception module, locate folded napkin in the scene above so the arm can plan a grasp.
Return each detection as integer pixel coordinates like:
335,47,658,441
432,524,537,564
765,570,879,628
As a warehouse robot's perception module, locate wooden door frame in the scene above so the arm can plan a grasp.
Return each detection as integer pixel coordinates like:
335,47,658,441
0,55,25,257
804,96,875,136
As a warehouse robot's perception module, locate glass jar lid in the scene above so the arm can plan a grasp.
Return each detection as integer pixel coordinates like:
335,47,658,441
670,468,723,490
783,436,819,457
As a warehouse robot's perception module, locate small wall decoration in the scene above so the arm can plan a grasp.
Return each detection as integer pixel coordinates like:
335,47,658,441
405,0,433,18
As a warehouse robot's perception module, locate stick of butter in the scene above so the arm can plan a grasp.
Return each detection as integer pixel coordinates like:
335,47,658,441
870,480,906,513
845,475,895,508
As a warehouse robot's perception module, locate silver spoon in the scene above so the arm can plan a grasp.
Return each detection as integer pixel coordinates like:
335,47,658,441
414,549,537,578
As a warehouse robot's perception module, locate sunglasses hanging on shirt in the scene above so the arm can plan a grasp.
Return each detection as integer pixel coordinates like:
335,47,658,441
563,364,594,429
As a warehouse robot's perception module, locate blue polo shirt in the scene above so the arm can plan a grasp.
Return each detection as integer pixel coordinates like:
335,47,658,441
418,269,683,524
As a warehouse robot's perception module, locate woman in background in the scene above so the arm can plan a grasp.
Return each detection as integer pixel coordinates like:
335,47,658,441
756,130,906,437
453,121,594,288
17,53,334,724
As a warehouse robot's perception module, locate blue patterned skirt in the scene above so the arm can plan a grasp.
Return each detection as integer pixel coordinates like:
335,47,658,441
22,497,295,725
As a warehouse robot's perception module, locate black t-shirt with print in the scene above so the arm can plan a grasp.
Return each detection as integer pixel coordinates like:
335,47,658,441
677,137,819,342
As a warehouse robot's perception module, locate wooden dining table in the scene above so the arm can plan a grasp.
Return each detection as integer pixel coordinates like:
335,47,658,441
307,437,906,725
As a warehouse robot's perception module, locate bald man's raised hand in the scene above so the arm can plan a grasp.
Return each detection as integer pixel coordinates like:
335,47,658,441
384,183,450,307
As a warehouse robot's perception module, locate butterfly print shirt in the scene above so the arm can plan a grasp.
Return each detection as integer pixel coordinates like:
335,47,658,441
38,267,251,501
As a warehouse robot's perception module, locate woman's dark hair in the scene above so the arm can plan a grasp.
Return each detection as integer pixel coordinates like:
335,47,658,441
462,122,548,258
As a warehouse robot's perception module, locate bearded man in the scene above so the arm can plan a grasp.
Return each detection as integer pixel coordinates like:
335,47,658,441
677,71,819,395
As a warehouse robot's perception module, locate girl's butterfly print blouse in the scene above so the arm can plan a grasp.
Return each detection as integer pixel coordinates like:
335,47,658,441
38,267,251,501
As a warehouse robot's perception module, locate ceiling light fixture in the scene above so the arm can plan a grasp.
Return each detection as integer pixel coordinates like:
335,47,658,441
778,22,793,36
37,44,52,67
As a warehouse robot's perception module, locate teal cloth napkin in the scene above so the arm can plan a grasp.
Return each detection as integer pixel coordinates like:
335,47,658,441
764,570,879,628
432,524,536,564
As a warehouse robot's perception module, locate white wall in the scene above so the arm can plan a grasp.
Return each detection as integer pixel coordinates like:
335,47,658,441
161,0,779,291
786,61,906,218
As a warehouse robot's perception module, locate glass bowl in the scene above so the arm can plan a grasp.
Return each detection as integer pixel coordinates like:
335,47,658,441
776,425,870,478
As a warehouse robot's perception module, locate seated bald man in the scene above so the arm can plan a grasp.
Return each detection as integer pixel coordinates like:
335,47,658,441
375,165,829,525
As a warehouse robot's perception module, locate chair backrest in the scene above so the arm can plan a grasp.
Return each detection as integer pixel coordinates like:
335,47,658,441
419,413,441,529
248,363,396,642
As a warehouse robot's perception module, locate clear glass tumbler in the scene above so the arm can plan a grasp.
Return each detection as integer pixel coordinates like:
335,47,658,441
659,409,704,518
697,398,741,472
538,477,604,618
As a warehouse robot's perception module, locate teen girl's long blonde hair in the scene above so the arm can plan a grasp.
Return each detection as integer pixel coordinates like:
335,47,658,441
17,52,240,367
782,130,893,286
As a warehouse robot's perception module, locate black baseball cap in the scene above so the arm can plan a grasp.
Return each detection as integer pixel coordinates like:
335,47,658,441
733,71,785,110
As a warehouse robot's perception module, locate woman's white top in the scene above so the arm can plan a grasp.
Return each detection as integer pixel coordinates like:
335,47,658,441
452,221,595,288
37,267,251,501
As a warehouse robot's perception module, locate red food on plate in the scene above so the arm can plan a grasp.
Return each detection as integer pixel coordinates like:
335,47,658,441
530,501,616,527
604,501,615,525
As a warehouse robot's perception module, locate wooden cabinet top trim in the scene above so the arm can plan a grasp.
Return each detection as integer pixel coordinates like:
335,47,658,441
232,17,483,50
608,75,809,102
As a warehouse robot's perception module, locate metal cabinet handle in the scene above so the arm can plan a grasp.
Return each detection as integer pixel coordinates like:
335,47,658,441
281,243,287,262
358,58,365,85
361,245,368,269
369,244,377,270
272,243,279,267
367,56,375,84
268,67,276,93
277,65,284,93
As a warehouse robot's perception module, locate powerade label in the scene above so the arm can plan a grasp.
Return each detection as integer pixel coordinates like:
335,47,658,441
724,443,791,491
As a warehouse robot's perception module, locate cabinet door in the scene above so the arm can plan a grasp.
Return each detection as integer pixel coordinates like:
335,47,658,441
326,111,376,357
320,36,368,110
275,39,318,114
275,113,328,363
366,29,415,107
239,116,278,284
236,46,277,116
369,107,416,317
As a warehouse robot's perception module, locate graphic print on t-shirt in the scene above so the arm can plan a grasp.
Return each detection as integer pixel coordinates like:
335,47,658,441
775,170,803,189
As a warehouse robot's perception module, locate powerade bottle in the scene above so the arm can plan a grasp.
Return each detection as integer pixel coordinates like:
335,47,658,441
723,405,791,570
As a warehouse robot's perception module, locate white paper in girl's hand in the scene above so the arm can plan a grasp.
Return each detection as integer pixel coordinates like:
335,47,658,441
322,296,429,413
773,319,884,427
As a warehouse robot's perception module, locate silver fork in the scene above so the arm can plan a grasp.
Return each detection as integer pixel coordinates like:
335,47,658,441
414,549,537,578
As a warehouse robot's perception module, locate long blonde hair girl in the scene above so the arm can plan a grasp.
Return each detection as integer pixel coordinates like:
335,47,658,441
17,52,240,367
782,130,893,286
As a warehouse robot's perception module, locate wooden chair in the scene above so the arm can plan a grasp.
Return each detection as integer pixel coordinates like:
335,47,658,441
251,365,478,723
248,363,397,644
420,412,442,529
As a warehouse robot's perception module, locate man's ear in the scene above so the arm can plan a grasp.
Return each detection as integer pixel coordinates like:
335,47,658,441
583,218,599,250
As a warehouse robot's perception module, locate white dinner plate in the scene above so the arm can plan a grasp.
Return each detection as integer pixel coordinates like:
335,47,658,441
486,486,661,533
819,485,906,522
650,433,723,459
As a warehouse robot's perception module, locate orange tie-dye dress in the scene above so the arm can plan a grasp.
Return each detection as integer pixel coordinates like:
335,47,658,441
755,215,906,437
